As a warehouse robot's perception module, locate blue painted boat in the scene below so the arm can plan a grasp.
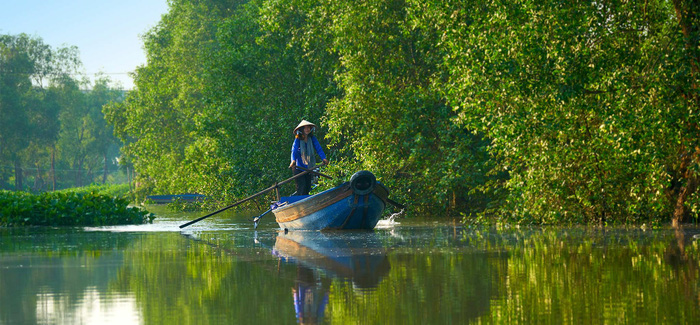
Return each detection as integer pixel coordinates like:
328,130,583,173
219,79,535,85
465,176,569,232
271,171,389,231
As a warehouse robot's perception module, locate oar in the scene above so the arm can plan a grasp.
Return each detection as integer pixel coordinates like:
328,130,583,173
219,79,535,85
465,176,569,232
179,169,316,229
386,198,405,209
253,208,272,229
294,164,333,179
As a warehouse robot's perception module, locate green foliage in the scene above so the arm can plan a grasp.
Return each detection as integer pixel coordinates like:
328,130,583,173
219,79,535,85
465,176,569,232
320,0,503,216
0,189,154,227
1,33,126,192
108,0,339,207
57,183,131,199
431,0,700,224
110,0,700,224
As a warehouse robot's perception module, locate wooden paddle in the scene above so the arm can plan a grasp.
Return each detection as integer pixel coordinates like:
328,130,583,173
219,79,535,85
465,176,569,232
386,198,405,209
179,168,317,229
253,208,272,229
294,165,333,179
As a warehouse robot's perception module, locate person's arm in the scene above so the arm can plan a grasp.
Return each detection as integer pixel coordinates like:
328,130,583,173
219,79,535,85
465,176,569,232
312,136,328,165
290,139,300,168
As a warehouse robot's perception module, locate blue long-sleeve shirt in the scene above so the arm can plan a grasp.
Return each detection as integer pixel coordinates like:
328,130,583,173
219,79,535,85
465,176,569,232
291,136,326,169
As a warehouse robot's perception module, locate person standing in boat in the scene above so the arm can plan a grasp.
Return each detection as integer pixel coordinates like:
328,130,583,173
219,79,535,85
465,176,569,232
289,120,329,195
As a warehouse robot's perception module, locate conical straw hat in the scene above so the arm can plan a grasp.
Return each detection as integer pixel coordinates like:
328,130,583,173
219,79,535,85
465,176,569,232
293,120,317,134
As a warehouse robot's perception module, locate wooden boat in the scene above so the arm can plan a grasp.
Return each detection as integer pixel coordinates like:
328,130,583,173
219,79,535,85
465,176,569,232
271,170,389,231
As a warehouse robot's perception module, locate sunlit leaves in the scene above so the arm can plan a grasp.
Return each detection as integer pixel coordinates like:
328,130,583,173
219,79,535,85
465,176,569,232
435,0,699,223
115,0,700,223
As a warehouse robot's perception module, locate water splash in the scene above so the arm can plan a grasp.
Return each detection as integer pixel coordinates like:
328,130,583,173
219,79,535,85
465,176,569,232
376,209,404,228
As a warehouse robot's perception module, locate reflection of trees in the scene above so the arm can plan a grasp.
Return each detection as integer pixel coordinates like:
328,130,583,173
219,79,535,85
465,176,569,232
668,228,700,312
482,228,700,323
0,254,128,324
0,229,134,324
1,227,698,324
110,232,297,324
325,249,505,324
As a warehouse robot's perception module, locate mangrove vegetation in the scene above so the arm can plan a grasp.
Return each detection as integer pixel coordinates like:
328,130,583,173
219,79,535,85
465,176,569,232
105,0,700,226
4,0,700,226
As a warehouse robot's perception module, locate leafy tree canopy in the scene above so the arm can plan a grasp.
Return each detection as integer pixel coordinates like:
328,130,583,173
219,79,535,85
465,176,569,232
114,0,700,225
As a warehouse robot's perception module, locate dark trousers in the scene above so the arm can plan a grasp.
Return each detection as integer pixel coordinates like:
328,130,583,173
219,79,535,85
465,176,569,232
293,168,313,195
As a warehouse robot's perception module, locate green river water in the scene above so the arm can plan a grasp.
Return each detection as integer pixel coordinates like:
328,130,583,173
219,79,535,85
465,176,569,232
1,205,699,324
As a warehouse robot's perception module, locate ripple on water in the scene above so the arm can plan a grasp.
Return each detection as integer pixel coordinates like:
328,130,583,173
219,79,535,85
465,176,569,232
83,220,251,233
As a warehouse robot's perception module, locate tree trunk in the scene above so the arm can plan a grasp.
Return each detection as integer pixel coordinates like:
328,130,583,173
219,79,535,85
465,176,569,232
127,166,132,192
102,152,108,184
672,152,699,227
673,185,690,228
51,148,56,191
672,0,700,73
86,166,94,185
75,159,83,187
33,164,43,191
670,0,700,227
14,159,23,191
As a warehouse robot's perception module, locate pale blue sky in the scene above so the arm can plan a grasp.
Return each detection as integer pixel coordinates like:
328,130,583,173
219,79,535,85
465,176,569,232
0,0,169,90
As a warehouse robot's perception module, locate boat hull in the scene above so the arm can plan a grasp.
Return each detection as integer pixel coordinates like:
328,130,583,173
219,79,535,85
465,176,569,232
273,181,388,231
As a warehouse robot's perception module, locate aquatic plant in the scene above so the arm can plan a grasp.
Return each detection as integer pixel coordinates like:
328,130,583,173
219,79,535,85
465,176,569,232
0,190,155,227
57,183,130,197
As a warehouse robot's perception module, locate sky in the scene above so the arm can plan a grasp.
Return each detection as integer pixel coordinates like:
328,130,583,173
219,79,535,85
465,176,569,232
0,0,169,90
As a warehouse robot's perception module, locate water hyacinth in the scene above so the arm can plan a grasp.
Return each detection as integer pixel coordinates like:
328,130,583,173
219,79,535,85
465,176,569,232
0,190,155,227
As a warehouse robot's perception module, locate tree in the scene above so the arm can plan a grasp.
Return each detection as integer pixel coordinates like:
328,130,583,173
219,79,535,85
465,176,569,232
0,33,85,191
89,74,123,184
426,0,700,224
110,0,341,203
0,34,39,190
108,0,700,224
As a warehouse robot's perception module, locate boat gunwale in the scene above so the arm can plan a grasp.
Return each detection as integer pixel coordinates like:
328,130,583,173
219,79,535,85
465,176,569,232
274,183,353,223
273,182,389,224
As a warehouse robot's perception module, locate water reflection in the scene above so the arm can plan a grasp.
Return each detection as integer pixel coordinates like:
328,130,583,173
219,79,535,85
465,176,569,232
0,230,141,325
36,289,139,325
291,266,330,324
272,231,390,289
271,231,391,324
1,224,699,324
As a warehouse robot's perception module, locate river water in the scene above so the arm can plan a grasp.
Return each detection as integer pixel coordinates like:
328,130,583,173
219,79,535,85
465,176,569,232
1,206,699,324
